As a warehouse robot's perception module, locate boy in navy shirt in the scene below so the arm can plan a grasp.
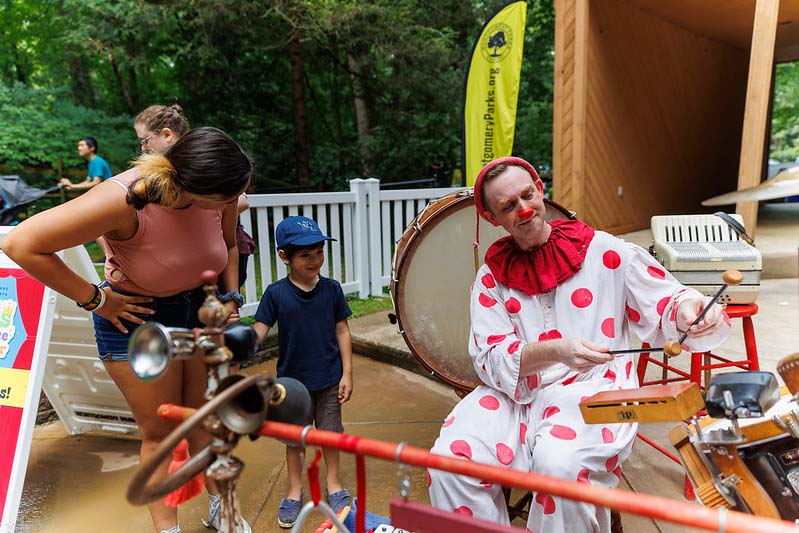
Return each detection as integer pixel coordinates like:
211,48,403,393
253,215,353,529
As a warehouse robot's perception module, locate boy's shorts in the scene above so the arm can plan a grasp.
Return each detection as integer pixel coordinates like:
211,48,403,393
284,384,344,448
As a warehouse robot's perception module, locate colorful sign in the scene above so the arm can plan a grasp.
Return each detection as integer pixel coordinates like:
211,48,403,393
463,0,527,185
0,236,55,533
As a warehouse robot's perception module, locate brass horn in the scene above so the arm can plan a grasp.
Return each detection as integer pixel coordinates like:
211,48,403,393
128,322,196,382
215,374,270,434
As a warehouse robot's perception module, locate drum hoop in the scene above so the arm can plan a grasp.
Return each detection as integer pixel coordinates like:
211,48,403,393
392,193,477,392
390,194,575,394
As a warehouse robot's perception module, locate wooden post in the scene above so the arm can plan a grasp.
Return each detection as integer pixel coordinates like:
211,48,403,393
736,0,780,234
572,0,589,220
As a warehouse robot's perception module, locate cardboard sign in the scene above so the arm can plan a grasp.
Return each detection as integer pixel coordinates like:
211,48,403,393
0,236,56,533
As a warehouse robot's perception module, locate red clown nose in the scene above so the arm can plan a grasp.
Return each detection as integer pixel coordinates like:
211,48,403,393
518,207,535,219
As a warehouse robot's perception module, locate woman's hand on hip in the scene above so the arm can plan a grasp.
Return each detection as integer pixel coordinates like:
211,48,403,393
94,287,154,333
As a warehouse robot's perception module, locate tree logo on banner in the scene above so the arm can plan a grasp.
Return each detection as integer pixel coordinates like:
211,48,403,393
481,23,513,63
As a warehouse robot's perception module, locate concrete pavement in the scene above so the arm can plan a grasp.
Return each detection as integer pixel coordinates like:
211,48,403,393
13,203,799,532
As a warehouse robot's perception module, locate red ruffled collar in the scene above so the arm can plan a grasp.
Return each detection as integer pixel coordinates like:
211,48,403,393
484,219,595,296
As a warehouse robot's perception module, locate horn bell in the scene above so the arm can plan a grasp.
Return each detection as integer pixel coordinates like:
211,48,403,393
216,374,269,434
128,322,195,382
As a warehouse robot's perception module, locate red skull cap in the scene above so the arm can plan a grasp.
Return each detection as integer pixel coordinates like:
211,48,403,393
474,156,544,223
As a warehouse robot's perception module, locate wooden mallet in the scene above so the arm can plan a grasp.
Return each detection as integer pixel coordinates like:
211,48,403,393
662,269,742,357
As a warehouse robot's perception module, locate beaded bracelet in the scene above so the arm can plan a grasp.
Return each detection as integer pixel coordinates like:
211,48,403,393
77,284,106,312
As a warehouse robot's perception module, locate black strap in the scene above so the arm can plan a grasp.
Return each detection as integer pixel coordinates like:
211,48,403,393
713,211,755,246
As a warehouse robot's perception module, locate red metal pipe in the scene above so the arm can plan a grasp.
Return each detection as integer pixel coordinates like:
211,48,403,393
157,404,798,533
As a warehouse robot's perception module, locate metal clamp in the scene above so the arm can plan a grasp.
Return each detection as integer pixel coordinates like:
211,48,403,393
395,441,412,500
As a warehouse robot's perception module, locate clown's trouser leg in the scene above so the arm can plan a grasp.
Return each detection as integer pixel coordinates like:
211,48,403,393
429,383,636,533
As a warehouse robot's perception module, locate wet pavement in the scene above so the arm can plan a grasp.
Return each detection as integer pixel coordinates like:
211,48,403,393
13,203,799,532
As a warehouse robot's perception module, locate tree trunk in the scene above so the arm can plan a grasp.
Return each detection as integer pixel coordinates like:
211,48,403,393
126,63,139,112
108,52,135,115
288,32,310,188
346,49,375,175
11,43,27,84
329,39,345,176
67,53,97,108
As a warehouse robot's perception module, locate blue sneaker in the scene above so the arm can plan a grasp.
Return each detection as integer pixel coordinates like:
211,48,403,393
327,489,351,513
277,494,304,529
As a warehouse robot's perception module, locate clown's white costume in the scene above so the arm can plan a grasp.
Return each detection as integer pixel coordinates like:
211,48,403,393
429,229,731,533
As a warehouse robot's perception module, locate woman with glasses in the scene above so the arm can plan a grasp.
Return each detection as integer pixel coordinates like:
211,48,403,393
1,126,252,533
136,103,254,291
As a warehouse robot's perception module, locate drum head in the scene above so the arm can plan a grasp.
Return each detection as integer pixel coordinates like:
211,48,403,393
391,192,573,393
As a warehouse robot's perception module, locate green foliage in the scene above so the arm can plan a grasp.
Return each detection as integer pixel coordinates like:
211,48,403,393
770,62,799,162
0,83,138,174
0,0,558,190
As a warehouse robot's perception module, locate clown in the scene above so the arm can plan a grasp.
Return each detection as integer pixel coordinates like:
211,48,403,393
428,157,731,532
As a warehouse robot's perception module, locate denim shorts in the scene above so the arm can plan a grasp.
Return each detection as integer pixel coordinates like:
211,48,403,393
93,282,206,362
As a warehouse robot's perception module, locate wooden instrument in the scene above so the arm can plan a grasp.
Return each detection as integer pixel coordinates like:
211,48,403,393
579,383,704,424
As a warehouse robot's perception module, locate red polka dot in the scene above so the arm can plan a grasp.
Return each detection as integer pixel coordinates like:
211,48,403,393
508,340,521,354
603,250,621,269
454,506,473,517
626,305,640,323
612,466,622,478
571,288,594,308
601,317,615,338
450,440,472,459
606,455,619,471
647,266,666,280
520,423,528,444
505,297,521,313
542,406,560,419
478,292,497,308
538,329,562,341
526,374,539,389
442,416,454,428
479,395,500,410
487,334,506,345
723,312,731,327
535,493,556,515
481,273,496,288
562,374,578,386
603,369,616,381
478,479,493,487
625,360,632,379
496,443,514,465
426,469,431,487
602,427,614,443
669,303,679,321
577,468,591,484
656,297,670,316
550,425,577,440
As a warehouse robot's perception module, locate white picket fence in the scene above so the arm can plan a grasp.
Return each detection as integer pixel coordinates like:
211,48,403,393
238,179,461,317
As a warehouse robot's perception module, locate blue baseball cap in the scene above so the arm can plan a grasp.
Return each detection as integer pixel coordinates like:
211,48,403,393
275,216,336,248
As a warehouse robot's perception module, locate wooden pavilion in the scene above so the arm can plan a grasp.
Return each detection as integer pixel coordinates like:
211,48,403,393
552,0,799,234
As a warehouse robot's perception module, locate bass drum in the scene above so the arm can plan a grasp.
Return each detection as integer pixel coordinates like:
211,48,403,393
390,189,575,395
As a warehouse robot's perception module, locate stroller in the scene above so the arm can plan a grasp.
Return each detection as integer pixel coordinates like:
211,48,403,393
0,175,61,226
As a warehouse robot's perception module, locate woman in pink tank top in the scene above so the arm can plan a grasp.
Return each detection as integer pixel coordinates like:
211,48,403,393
1,125,251,533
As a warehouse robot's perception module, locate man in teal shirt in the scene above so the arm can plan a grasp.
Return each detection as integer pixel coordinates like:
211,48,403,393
60,136,112,190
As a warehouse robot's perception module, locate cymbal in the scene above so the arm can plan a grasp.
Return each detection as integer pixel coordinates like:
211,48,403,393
702,166,799,206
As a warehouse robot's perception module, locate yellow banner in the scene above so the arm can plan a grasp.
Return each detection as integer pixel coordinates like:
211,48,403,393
464,0,527,185
0,368,30,408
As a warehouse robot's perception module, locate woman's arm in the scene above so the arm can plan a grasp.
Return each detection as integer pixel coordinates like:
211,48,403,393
1,181,154,332
219,201,241,320
2,181,131,303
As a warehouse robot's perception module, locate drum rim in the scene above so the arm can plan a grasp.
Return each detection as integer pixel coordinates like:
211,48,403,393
390,192,479,393
390,193,576,394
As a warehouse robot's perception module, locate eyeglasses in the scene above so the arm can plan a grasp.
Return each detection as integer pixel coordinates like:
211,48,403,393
139,134,155,148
